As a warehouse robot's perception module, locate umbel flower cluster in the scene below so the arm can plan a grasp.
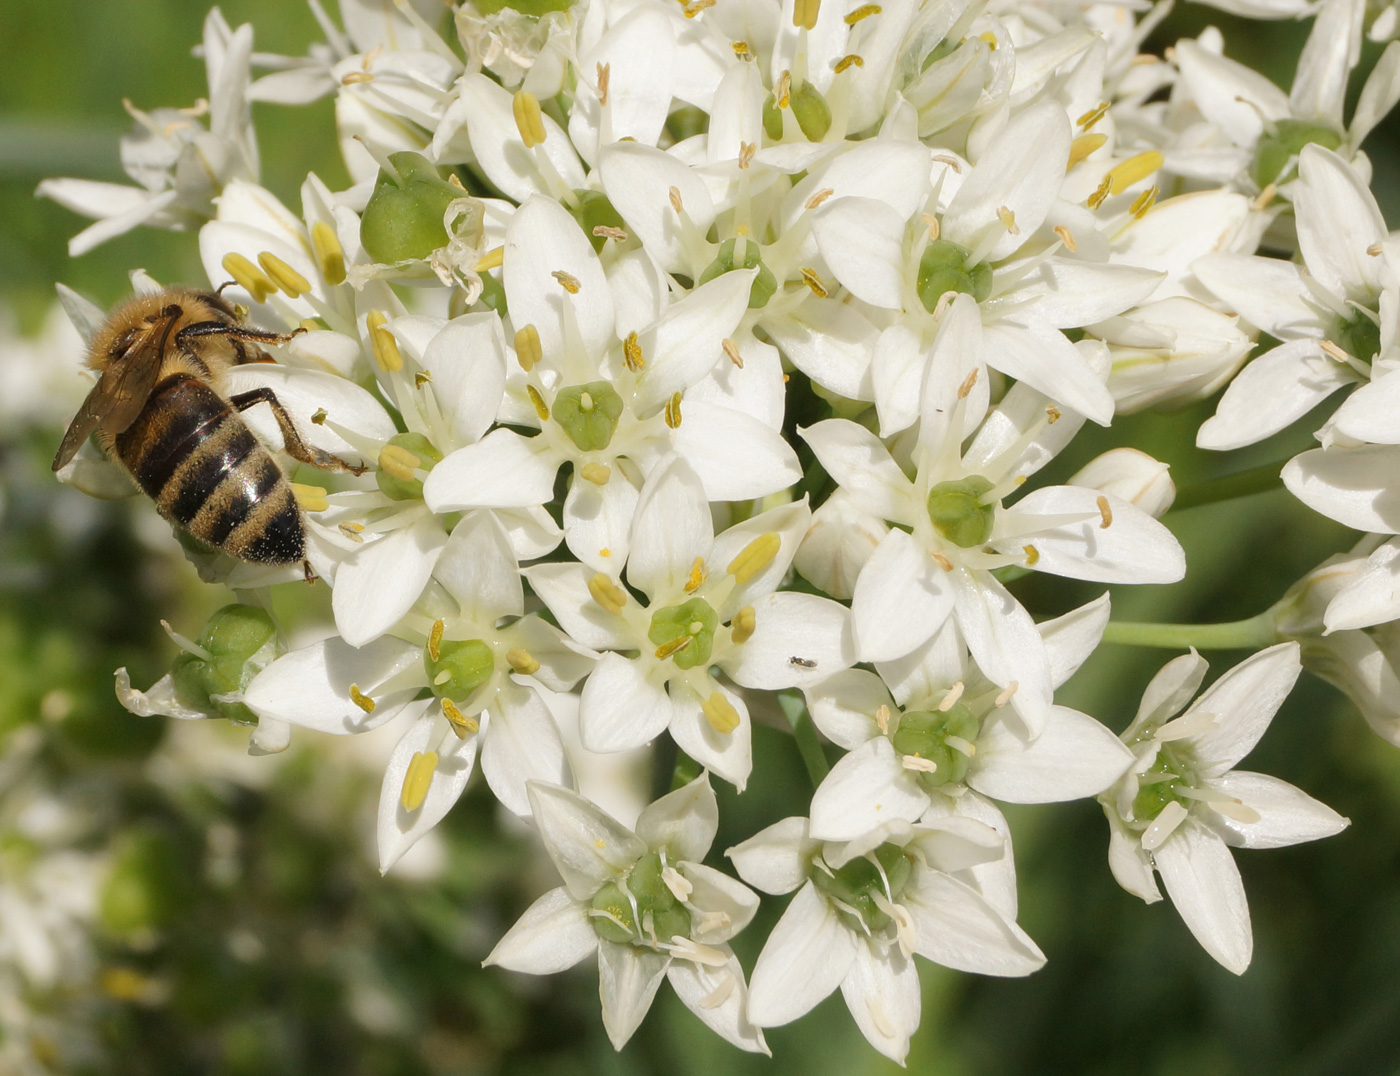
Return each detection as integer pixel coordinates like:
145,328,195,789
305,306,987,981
37,0,1400,1060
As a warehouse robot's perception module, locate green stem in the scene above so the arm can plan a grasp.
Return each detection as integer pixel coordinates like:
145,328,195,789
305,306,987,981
1100,611,1278,650
1169,460,1286,512
776,691,830,787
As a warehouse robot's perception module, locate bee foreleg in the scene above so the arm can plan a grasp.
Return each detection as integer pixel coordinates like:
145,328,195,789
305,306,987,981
230,387,368,475
177,322,307,365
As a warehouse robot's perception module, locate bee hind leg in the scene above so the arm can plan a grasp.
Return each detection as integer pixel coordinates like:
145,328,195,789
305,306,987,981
230,387,368,476
303,560,317,585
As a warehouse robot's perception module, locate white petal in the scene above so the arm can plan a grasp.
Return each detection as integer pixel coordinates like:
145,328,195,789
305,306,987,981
504,195,613,360
524,563,634,652
811,197,907,311
1007,259,1163,329
972,707,1134,803
625,455,713,602
579,653,673,753
1284,444,1400,533
1039,593,1111,689
377,711,478,873
597,142,715,276
1104,806,1162,903
526,781,646,900
434,511,523,621
1329,366,1400,443
981,319,1114,426
225,365,395,466
598,940,670,1049
563,469,640,573
421,315,508,445
839,941,921,1065
1208,770,1349,848
1154,823,1253,974
673,402,801,501
668,952,769,1055
1003,487,1186,584
457,74,585,203
851,529,954,662
1192,254,1321,340
485,886,597,973
760,299,877,400
799,419,912,521
678,862,761,944
1296,144,1386,299
423,428,559,511
332,514,447,647
244,636,423,733
1185,642,1301,773
746,881,858,1027
1173,38,1290,147
724,592,855,690
636,270,755,413
635,773,718,864
810,739,931,840
871,321,929,438
725,816,816,896
482,690,572,817
803,668,889,750
903,871,1045,976
670,682,753,791
951,569,1052,738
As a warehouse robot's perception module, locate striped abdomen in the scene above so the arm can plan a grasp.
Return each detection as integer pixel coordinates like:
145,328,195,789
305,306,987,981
115,375,304,564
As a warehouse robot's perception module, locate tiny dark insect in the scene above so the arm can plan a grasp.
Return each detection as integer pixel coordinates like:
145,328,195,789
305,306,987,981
54,287,364,579
788,656,818,669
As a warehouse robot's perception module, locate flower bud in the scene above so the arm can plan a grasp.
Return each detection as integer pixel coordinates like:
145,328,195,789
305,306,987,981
1070,448,1175,518
1100,298,1253,413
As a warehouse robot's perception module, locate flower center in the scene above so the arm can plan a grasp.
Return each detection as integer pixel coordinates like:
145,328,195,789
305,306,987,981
1251,119,1342,189
1129,749,1193,825
926,475,996,548
889,702,981,788
811,843,914,933
376,432,443,501
697,238,778,308
648,598,718,670
424,639,494,702
589,851,693,948
553,381,625,452
169,604,278,724
1336,306,1381,363
916,239,992,314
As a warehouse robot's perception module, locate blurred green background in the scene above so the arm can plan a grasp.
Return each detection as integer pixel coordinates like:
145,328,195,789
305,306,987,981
3,2,1400,1074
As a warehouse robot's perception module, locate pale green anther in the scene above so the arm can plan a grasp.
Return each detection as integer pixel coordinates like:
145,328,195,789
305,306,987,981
1251,119,1342,189
697,238,778,309
890,703,980,788
589,852,693,946
553,381,625,452
170,604,277,725
648,598,718,670
926,476,997,548
424,639,494,702
916,239,993,314
811,844,914,932
376,431,443,502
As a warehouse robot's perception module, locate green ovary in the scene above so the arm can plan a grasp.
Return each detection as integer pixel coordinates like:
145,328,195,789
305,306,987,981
376,432,443,501
1131,753,1188,823
425,639,494,702
926,476,996,548
1250,119,1342,189
360,152,462,263
916,240,992,314
1336,307,1381,363
890,703,981,788
170,604,277,724
811,844,914,932
553,382,625,452
696,238,778,309
589,852,692,946
647,599,718,670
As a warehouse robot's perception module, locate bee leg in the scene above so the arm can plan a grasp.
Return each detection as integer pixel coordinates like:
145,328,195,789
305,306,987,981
303,560,317,584
229,387,369,476
176,322,307,365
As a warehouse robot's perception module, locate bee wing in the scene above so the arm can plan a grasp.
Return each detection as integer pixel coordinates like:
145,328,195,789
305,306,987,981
51,324,167,472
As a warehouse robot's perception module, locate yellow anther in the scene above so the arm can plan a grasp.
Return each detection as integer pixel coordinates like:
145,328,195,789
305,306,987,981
378,443,421,483
580,462,612,485
1046,404,1062,424
415,371,432,388
427,618,445,662
702,692,741,734
220,252,274,303
1086,175,1112,210
310,220,346,285
366,310,403,372
957,367,979,399
1107,150,1163,195
738,141,756,169
400,751,438,811
311,407,328,424
799,267,829,297
1130,185,1158,218
475,245,505,271
665,391,683,429
442,697,478,738
553,269,581,294
512,90,547,148
1053,225,1077,252
339,521,365,542
805,187,834,210
507,648,541,675
349,684,376,714
515,323,542,371
669,185,684,214
775,70,792,109
1097,495,1113,529
732,40,753,60
846,3,881,23
979,31,998,48
291,482,329,513
834,54,864,73
258,251,310,298
655,635,694,660
527,385,550,421
996,205,1018,234
683,0,715,17
727,531,781,583
793,0,820,29
684,556,707,593
1067,132,1107,170
722,338,743,369
588,573,629,615
600,548,611,557
1076,102,1110,130
341,70,374,85
624,330,646,371
730,605,756,644
932,552,954,572
596,62,611,106
1023,544,1040,566
593,225,628,242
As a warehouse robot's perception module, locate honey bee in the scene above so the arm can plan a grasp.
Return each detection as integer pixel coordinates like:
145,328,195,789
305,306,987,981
53,288,364,577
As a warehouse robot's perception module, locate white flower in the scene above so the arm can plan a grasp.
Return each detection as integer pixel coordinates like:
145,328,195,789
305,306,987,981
486,777,767,1054
527,454,854,789
1100,643,1348,973
728,813,1043,1064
